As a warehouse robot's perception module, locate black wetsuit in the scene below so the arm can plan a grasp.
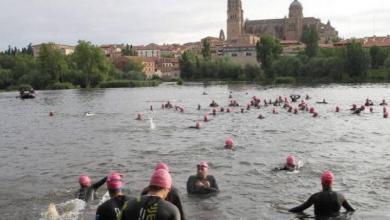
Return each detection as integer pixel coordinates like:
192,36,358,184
186,175,219,194
119,196,181,220
289,188,355,218
76,177,107,202
96,195,130,220
142,186,186,220
274,165,296,172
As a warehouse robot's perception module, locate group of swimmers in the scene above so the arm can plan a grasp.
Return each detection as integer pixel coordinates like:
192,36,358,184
75,161,219,220
73,155,354,220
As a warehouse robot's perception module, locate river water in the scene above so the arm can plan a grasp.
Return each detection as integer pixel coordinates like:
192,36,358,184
0,83,389,220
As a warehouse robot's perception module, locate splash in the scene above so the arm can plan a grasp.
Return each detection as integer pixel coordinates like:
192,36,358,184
39,199,86,220
149,117,156,129
98,191,110,206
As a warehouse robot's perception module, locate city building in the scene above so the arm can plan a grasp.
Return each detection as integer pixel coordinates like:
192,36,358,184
334,36,390,48
227,0,338,44
31,43,75,57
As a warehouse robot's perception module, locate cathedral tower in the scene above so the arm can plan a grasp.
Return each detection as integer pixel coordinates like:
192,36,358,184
227,0,244,42
285,0,303,41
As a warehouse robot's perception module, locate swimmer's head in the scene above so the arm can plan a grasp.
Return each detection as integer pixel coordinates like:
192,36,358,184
321,171,334,188
149,169,172,197
225,138,234,148
195,122,201,129
79,175,91,187
106,173,123,192
204,115,209,122
197,161,209,178
286,155,296,167
155,162,169,172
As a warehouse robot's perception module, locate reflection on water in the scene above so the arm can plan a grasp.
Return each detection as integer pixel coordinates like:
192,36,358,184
0,84,390,219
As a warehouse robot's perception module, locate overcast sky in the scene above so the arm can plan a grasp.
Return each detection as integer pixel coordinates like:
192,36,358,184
0,0,389,50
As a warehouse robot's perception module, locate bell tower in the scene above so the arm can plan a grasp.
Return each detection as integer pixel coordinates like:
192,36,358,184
227,0,244,42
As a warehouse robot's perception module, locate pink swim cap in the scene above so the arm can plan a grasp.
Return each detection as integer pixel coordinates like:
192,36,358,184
106,173,123,190
198,161,209,168
286,155,296,166
321,171,334,187
149,169,172,189
225,138,234,146
79,175,91,187
155,162,169,172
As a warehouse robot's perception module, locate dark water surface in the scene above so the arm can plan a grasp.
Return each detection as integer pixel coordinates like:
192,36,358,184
0,83,389,220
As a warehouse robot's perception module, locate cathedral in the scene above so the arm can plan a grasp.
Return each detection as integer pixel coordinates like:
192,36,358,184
227,0,338,44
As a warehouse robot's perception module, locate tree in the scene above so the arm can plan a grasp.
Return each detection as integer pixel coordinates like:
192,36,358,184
179,51,197,79
122,44,136,56
256,35,282,79
123,59,143,73
345,41,370,80
38,43,68,83
369,46,387,69
302,27,319,58
70,41,111,88
201,39,211,60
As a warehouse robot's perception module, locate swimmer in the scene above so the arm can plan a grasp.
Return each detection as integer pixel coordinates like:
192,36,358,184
76,175,107,202
197,104,201,111
313,112,318,117
204,115,209,122
203,91,208,95
209,100,219,107
350,104,357,111
246,104,250,111
49,111,54,117
293,108,298,114
290,95,301,102
384,112,388,118
274,155,298,171
120,169,180,220
241,108,244,113
305,94,311,100
289,171,355,218
335,106,340,112
352,106,365,115
141,163,186,220
150,105,153,111
189,122,201,129
272,108,278,114
136,113,143,120
224,138,234,150
316,99,328,104
370,107,373,113
288,107,293,113
220,107,225,112
258,114,265,119
211,108,217,116
96,173,129,220
226,108,231,113
364,98,374,106
379,99,388,106
186,161,219,195
161,104,165,109
309,107,315,114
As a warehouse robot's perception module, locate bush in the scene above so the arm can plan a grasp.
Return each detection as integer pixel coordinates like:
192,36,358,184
98,80,160,88
177,78,183,85
274,76,296,84
47,82,75,90
367,69,388,82
17,84,32,91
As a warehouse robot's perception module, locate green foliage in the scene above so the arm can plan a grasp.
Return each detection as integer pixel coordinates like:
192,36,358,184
121,44,136,56
201,39,211,60
370,46,388,69
302,27,319,57
271,56,301,78
256,35,282,79
0,68,13,88
123,59,144,73
367,69,389,82
345,41,370,80
274,76,296,84
177,78,183,85
384,56,390,69
47,82,75,90
38,43,68,83
70,40,111,88
244,64,264,81
98,80,160,88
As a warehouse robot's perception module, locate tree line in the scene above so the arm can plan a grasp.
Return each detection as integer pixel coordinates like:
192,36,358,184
180,28,390,84
0,41,147,90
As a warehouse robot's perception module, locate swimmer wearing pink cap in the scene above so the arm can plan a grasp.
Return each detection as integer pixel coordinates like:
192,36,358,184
289,171,355,217
120,169,181,220
224,138,234,150
96,173,129,220
141,163,186,220
274,155,298,172
76,175,107,202
186,161,219,195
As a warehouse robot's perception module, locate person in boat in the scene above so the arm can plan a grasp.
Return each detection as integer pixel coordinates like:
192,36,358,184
209,100,219,107
96,173,130,220
141,163,186,220
379,99,387,106
224,138,234,150
189,122,201,129
316,99,328,104
289,171,355,218
274,155,298,172
119,169,180,220
76,175,107,202
187,161,219,195
290,95,301,102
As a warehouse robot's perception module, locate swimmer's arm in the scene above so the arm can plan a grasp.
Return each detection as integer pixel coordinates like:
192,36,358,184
288,195,314,213
209,176,219,192
170,188,186,220
92,177,108,190
342,199,355,212
186,176,198,194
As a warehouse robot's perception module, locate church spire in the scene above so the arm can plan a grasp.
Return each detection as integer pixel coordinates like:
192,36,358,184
227,0,244,41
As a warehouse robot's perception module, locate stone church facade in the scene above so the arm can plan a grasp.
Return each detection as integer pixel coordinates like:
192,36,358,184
227,0,338,44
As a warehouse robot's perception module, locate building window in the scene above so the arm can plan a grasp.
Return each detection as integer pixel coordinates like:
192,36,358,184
246,52,252,56
231,53,237,57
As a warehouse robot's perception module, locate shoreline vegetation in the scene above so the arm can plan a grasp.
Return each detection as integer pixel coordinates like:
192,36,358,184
1,32,390,92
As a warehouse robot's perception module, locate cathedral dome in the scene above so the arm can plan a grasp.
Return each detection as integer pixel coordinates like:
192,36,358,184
289,0,302,9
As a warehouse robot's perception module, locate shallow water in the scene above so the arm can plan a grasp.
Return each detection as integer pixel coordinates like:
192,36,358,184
0,83,389,219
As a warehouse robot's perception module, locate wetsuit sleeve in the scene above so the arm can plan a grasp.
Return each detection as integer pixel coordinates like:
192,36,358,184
289,194,314,213
208,176,219,192
342,199,355,212
186,176,197,194
92,177,107,191
170,188,186,220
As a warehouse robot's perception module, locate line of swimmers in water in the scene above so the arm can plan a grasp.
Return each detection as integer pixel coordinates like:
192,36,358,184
68,157,355,220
